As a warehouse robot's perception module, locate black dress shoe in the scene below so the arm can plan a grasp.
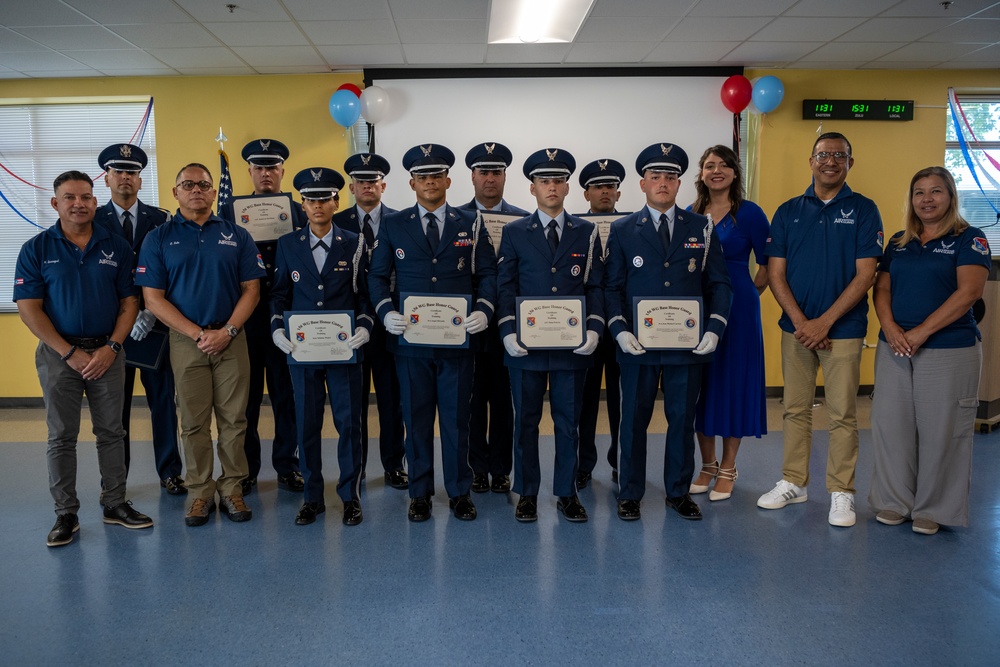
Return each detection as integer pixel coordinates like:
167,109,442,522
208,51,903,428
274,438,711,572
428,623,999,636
515,495,538,522
277,471,305,492
47,513,79,547
342,500,363,526
103,501,154,529
557,495,588,522
576,471,592,490
160,476,187,495
491,474,511,493
471,473,490,493
295,502,326,525
384,470,409,489
408,496,432,522
617,499,641,521
665,494,703,520
239,477,257,495
449,494,477,521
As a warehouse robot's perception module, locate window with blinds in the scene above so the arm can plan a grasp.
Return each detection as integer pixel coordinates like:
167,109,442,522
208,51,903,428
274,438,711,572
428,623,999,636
945,92,1000,255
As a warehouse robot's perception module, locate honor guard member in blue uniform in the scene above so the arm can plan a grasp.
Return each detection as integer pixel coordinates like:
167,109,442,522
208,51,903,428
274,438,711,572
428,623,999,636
497,148,604,522
138,163,266,527
15,170,153,547
332,152,408,490
575,158,626,489
605,143,732,521
459,142,530,495
219,138,303,495
271,168,373,526
368,144,498,522
95,143,185,495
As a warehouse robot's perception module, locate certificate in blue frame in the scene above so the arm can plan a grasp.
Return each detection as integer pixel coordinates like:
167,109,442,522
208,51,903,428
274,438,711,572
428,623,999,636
632,296,703,350
516,296,586,350
284,310,357,365
398,293,472,348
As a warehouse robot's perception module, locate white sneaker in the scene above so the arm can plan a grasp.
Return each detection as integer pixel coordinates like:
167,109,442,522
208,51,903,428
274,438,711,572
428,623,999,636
829,492,856,527
757,480,808,509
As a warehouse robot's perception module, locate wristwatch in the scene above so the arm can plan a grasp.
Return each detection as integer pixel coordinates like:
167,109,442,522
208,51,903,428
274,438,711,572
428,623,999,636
225,324,239,338
107,340,123,354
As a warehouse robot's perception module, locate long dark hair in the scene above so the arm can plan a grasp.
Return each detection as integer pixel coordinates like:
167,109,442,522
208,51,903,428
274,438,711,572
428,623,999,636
691,145,744,218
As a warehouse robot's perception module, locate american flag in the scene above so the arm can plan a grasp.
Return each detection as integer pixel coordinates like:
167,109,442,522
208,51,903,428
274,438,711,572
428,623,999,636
217,149,233,213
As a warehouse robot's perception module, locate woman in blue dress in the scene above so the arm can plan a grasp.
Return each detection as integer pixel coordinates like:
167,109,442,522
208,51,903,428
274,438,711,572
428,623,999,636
688,145,770,501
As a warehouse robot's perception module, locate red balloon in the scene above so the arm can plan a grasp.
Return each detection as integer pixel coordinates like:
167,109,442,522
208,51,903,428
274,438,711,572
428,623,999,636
337,83,362,98
720,75,752,114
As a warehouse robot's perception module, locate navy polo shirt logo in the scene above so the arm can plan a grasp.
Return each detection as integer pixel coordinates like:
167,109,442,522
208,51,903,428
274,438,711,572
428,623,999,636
833,208,855,225
99,250,119,268
219,232,238,247
932,240,956,255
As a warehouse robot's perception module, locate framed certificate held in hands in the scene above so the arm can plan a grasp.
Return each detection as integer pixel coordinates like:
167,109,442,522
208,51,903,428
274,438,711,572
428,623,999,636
285,311,356,364
633,297,703,350
399,293,471,348
516,296,586,350
231,193,295,242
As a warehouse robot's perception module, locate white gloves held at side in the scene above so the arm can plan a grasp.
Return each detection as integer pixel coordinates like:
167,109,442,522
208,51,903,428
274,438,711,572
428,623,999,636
130,309,156,341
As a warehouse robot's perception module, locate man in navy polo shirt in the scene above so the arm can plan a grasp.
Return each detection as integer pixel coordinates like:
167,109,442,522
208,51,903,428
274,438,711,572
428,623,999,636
15,170,154,547
137,163,266,527
757,132,883,528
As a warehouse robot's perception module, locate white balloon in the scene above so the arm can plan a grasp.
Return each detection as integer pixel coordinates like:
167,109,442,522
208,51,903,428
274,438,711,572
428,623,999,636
360,86,390,125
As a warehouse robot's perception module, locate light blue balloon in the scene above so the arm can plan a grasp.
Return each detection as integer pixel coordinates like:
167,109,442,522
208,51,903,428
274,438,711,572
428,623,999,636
752,76,785,114
329,89,361,127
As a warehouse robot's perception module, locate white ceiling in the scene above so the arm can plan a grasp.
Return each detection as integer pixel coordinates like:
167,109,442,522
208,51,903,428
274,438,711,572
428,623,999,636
0,0,998,78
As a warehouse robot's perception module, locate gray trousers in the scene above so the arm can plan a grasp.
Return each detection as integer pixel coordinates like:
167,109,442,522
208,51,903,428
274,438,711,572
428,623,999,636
36,342,128,515
869,340,981,526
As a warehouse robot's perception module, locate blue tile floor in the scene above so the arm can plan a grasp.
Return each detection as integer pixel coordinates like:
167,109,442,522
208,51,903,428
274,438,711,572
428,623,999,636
1,408,999,665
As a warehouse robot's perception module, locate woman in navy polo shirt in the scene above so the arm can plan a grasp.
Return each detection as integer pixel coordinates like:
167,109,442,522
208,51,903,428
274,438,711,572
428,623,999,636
870,166,991,535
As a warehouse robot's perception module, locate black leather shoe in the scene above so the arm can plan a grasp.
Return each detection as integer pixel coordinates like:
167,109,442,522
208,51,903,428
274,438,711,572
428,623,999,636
665,494,703,520
557,495,588,522
277,471,305,492
491,474,511,493
103,500,154,529
47,513,79,547
408,496,432,522
219,494,253,522
471,473,490,493
295,502,325,526
576,471,592,490
515,495,538,522
384,470,409,490
449,494,477,521
617,499,641,521
239,477,257,495
185,497,216,527
342,499,363,526
160,476,187,495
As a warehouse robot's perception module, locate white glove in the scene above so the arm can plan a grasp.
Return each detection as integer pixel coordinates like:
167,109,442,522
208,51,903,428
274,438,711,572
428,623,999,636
272,329,295,354
384,311,406,335
692,331,719,355
464,310,489,334
574,330,600,356
616,331,645,356
130,309,156,341
347,327,370,350
503,333,528,358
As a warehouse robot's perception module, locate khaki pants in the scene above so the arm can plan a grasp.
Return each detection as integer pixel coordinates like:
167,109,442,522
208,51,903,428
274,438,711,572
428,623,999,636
169,331,250,501
780,331,862,493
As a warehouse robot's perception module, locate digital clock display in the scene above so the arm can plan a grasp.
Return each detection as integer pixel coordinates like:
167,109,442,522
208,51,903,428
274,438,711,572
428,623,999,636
803,99,914,121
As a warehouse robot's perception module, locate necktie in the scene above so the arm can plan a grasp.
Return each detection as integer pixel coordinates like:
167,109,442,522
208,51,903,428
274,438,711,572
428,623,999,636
313,240,329,251
122,210,134,246
546,219,559,255
362,213,375,249
425,213,439,252
658,213,671,250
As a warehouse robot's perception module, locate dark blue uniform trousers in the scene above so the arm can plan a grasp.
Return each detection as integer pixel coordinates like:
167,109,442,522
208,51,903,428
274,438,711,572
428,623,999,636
122,360,183,480
396,355,474,499
618,363,701,501
360,324,406,474
510,367,586,498
577,331,620,475
288,363,363,505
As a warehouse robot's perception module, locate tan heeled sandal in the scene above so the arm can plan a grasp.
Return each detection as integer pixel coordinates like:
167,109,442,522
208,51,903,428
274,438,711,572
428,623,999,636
709,467,738,501
689,460,720,494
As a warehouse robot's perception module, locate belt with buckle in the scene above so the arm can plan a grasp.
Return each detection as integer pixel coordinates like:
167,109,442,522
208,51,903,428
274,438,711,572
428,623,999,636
63,335,109,350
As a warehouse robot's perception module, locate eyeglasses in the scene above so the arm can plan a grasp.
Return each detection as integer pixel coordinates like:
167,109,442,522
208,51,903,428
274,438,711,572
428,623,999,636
177,180,214,191
812,152,851,163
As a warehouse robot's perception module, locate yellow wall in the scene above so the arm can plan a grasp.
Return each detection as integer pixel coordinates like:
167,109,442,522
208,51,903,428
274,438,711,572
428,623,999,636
1,69,996,397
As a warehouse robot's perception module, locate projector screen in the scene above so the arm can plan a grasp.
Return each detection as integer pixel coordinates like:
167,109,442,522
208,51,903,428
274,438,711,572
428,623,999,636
366,73,736,215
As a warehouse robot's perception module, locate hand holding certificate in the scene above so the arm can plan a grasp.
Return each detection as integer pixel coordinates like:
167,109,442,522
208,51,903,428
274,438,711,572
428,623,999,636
633,297,703,350
516,297,586,350
400,293,471,348
231,193,295,242
285,311,356,364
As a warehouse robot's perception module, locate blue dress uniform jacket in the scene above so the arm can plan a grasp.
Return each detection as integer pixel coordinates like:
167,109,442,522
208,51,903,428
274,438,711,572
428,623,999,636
95,200,183,482
332,203,406,476
219,194,306,481
270,225,372,505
